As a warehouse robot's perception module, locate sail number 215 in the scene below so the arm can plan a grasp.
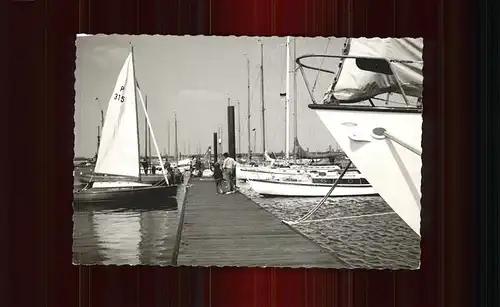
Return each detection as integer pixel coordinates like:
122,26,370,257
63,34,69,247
113,93,125,103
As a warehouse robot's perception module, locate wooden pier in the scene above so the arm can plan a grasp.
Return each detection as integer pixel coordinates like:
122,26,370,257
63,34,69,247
173,177,345,268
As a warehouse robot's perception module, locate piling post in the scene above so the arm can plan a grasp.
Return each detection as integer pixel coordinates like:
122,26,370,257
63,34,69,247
227,106,236,159
213,132,218,164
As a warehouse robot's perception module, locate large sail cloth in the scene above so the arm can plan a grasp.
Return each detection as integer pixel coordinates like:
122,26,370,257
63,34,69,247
94,53,140,177
324,38,423,103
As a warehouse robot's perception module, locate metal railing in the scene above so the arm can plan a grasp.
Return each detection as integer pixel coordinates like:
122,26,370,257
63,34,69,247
295,54,423,108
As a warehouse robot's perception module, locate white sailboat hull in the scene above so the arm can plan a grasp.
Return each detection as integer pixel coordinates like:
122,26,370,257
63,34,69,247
314,108,422,236
91,181,151,188
237,166,296,181
247,179,377,197
236,165,341,181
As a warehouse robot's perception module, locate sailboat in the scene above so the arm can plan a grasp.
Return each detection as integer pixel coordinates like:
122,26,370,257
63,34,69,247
77,95,166,185
246,37,376,198
74,46,179,207
247,168,377,197
77,170,166,185
237,38,319,180
237,38,351,176
295,37,423,236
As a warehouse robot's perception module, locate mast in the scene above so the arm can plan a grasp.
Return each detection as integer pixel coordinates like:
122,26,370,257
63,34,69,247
228,97,231,154
167,119,170,158
260,41,266,153
247,57,251,160
253,129,256,153
237,100,241,156
218,125,222,159
136,87,170,184
220,124,223,154
95,97,104,161
293,37,298,159
285,36,291,160
228,96,233,154
96,125,101,156
147,96,151,166
174,112,178,163
144,95,148,166
96,99,104,161
131,44,142,181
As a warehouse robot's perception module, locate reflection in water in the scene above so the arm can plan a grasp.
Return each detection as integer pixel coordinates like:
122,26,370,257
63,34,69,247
73,207,178,265
72,211,107,264
93,211,142,265
138,210,171,265
73,172,182,265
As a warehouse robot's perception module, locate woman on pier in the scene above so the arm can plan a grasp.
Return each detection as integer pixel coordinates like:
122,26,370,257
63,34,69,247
164,161,175,185
173,168,183,185
213,163,224,194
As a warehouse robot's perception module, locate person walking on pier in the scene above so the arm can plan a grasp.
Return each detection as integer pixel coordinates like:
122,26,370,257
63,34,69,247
213,163,224,194
164,161,174,185
173,168,183,185
141,159,149,175
222,152,237,194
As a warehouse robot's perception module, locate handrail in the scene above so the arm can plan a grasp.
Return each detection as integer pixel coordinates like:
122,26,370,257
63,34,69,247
295,54,423,106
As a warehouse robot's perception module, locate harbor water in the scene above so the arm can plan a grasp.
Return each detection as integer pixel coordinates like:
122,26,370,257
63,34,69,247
237,182,420,269
72,175,420,268
72,173,184,266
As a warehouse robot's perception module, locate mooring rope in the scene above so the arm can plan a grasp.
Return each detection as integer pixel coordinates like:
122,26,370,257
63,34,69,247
372,128,422,156
284,160,352,224
292,212,397,224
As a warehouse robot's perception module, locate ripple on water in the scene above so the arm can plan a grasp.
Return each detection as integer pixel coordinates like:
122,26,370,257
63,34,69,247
238,182,420,269
72,185,184,266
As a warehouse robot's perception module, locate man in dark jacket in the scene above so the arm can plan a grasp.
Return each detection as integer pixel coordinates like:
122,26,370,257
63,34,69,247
141,159,149,175
213,163,224,194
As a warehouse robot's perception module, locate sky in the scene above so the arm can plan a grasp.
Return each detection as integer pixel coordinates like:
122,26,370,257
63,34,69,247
74,35,346,158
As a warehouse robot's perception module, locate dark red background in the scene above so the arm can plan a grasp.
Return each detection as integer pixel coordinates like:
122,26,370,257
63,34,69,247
5,0,477,306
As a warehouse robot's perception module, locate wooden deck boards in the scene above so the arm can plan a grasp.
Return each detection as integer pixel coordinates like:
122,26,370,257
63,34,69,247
176,178,345,267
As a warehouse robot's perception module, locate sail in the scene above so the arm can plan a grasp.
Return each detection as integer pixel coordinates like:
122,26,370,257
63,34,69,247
324,38,423,103
94,53,140,177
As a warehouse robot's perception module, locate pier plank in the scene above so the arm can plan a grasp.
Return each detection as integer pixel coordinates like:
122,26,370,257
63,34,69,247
176,178,345,267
